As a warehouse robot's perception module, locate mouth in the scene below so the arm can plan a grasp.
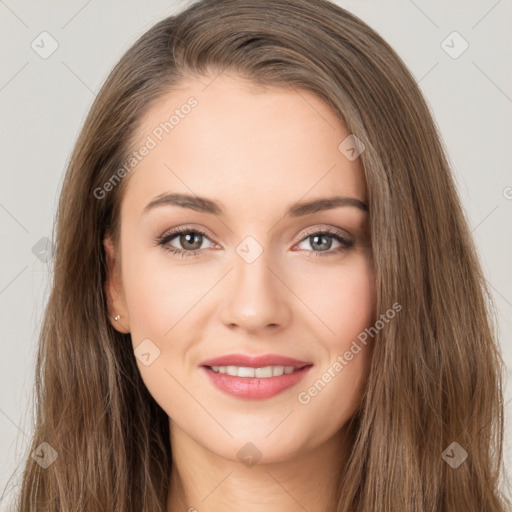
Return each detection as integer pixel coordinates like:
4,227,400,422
199,354,313,399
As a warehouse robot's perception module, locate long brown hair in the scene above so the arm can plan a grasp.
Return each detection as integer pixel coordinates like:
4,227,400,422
7,0,510,510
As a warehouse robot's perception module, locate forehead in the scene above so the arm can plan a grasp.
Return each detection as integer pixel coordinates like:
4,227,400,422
122,73,367,219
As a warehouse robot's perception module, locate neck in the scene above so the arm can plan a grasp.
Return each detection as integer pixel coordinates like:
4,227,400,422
166,419,349,512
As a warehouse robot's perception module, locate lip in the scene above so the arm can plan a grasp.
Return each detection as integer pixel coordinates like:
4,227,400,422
199,353,313,400
199,353,312,369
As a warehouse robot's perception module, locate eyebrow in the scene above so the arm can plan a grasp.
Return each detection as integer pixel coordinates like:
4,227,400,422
143,192,368,217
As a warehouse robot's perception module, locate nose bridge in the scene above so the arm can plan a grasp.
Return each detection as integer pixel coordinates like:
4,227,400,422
234,246,272,293
220,236,290,331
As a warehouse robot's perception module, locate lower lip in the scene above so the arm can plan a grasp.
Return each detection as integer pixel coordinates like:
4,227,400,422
201,365,313,399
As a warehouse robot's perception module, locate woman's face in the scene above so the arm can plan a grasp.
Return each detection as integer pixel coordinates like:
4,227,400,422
105,72,375,463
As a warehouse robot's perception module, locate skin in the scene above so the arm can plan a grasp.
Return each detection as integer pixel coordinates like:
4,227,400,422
104,72,376,512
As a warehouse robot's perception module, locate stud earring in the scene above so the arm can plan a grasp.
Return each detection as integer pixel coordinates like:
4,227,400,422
114,314,120,321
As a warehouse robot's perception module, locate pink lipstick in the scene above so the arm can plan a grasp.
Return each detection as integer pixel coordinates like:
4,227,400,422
199,353,313,399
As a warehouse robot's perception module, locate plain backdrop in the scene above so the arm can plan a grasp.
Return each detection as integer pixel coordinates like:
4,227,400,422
1,0,511,508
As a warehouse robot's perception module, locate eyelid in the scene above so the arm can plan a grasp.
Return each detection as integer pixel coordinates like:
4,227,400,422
158,224,218,245
157,224,352,247
296,225,353,245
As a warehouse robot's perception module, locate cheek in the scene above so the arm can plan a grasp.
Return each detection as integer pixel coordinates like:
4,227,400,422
290,254,375,426
120,247,207,416
331,269,375,347
294,253,376,347
278,255,376,452
121,242,211,340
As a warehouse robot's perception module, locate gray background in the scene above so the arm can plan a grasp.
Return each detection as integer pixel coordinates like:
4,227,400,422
1,0,511,507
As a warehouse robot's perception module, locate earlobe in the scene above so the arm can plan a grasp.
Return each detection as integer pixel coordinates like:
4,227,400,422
103,236,130,333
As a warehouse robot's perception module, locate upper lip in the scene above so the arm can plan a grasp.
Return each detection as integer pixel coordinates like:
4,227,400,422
199,353,312,369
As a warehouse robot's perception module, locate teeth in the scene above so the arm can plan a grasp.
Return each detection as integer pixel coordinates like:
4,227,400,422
209,365,298,377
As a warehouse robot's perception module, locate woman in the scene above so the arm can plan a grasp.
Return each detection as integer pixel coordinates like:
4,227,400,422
12,0,510,510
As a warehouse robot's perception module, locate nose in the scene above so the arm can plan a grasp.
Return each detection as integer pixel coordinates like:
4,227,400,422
219,249,292,334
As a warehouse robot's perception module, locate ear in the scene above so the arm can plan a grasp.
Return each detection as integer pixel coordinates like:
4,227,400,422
104,235,130,333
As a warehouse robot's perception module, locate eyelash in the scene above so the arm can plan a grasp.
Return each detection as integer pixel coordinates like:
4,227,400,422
155,226,354,259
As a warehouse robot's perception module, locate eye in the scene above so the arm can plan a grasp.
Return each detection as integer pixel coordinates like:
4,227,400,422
295,227,354,257
156,227,215,258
